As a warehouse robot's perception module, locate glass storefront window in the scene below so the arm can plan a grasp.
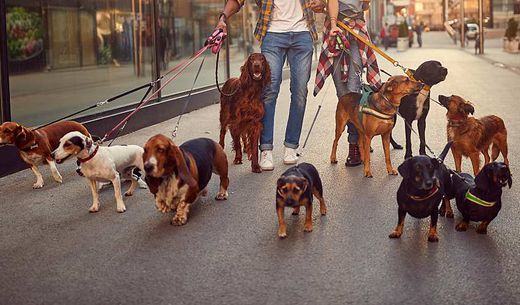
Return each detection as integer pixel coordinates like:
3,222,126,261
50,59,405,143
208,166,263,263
7,0,155,127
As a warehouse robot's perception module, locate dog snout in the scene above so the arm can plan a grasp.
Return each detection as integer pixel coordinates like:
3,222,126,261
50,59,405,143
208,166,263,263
144,162,155,174
424,179,434,189
284,198,297,207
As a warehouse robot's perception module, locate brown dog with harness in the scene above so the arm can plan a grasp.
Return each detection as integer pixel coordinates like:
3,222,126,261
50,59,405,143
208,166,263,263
330,75,423,177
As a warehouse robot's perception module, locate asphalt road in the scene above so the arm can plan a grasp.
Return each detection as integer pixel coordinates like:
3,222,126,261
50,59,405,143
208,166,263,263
1,36,519,305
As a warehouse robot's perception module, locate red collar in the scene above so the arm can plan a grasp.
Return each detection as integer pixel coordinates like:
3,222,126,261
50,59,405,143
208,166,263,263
78,145,99,163
408,185,439,201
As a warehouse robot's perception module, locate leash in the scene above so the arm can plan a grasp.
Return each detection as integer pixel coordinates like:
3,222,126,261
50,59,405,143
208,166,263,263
100,45,211,144
336,18,415,80
172,53,207,138
215,49,240,97
299,37,347,156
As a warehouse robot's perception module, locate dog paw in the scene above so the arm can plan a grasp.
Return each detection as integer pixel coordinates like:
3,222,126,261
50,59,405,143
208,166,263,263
303,224,313,232
455,222,468,232
89,205,99,213
388,168,398,176
364,171,373,178
200,188,209,197
330,159,338,164
446,211,454,218
476,227,488,234
320,207,327,216
124,191,133,197
292,208,300,215
116,205,126,213
233,159,243,165
428,234,439,242
278,231,287,239
215,191,228,201
252,166,262,173
33,182,44,189
54,175,63,184
439,209,446,217
389,231,402,239
171,214,188,226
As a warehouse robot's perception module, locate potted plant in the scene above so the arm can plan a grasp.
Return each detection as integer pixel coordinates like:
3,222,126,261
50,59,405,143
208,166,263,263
397,21,409,51
504,18,519,53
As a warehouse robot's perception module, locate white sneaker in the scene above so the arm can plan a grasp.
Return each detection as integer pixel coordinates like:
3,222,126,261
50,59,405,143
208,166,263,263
260,150,274,171
283,147,298,165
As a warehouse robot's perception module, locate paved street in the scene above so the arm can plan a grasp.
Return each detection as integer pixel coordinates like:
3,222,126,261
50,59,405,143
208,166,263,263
1,32,519,304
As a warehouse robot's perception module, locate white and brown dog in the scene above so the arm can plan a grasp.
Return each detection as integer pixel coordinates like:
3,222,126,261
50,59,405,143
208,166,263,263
53,131,146,213
143,135,229,225
0,121,91,188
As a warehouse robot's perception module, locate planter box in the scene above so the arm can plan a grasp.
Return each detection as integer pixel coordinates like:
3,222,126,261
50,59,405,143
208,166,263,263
503,38,520,53
397,37,408,52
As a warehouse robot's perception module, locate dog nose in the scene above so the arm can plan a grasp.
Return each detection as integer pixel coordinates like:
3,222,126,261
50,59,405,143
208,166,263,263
424,180,433,189
51,152,56,159
144,162,154,174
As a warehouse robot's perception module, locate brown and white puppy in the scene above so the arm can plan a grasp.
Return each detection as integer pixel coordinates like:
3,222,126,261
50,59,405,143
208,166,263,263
0,121,91,188
53,131,145,213
276,163,327,238
143,135,229,225
331,75,423,177
439,95,509,175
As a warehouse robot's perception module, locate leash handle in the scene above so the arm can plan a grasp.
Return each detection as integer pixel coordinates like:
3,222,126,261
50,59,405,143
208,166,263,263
205,28,227,54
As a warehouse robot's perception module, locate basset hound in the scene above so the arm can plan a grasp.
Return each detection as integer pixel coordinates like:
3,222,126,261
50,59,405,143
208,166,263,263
143,135,229,225
0,121,91,188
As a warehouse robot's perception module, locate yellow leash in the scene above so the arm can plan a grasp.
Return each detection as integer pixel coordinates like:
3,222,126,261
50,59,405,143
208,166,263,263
336,20,415,80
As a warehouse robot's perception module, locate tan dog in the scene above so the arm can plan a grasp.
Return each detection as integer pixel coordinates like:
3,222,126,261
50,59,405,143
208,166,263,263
439,95,508,175
331,76,423,177
0,121,91,188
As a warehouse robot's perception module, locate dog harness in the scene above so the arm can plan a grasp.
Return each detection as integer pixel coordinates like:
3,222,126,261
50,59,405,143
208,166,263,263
465,190,496,207
358,84,394,122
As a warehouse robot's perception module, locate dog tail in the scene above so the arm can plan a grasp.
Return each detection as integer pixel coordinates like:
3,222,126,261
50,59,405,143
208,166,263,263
438,141,453,162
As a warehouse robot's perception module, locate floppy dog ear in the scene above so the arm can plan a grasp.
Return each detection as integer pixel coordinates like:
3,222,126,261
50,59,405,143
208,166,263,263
384,80,394,92
14,125,27,144
474,166,491,190
263,57,272,87
167,140,198,189
507,168,513,189
398,159,411,178
240,59,252,86
145,176,162,196
463,103,475,115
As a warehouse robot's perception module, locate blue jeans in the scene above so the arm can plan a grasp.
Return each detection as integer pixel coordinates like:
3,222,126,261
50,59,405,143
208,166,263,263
260,32,314,151
332,38,362,144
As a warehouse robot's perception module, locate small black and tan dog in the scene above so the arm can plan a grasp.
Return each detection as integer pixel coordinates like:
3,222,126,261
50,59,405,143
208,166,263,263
448,162,512,234
276,163,327,238
389,142,452,242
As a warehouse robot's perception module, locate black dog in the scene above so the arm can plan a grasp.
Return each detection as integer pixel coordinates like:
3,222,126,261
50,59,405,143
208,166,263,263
389,142,452,242
448,162,512,234
276,163,327,238
390,61,448,159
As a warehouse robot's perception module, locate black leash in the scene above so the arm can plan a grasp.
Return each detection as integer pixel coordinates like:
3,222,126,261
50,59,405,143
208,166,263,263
215,49,240,97
172,53,207,138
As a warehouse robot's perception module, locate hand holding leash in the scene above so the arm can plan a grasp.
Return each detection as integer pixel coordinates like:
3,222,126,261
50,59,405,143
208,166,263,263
206,28,227,54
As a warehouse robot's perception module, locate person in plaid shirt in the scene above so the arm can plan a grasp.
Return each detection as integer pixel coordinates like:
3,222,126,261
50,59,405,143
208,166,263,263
324,0,381,167
212,0,325,171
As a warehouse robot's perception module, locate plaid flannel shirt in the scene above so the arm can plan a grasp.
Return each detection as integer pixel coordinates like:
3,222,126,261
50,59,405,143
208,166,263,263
313,17,381,96
236,0,318,44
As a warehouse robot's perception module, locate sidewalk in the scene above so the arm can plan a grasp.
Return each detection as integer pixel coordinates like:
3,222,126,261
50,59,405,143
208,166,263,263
1,38,519,305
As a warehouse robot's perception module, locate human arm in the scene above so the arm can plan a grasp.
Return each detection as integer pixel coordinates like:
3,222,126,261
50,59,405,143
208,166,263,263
361,0,371,11
215,0,243,35
328,0,341,36
309,0,326,13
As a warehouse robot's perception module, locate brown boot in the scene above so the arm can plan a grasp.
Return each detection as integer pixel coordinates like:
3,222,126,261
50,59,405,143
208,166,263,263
345,144,362,167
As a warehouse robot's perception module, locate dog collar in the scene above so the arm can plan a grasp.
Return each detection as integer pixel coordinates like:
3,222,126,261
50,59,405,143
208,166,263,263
422,84,431,91
78,145,99,163
408,185,439,201
466,190,496,207
20,141,39,151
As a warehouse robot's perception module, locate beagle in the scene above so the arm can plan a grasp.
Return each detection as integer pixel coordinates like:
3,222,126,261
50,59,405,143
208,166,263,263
53,131,146,213
0,121,91,188
143,135,229,225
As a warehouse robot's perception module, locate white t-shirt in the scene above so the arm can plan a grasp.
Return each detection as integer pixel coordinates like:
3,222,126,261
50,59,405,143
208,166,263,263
268,0,309,33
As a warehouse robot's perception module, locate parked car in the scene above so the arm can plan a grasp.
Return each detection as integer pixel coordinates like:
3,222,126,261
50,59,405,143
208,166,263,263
466,23,479,40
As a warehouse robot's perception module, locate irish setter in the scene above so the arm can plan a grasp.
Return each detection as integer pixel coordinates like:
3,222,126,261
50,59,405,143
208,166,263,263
219,53,271,173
